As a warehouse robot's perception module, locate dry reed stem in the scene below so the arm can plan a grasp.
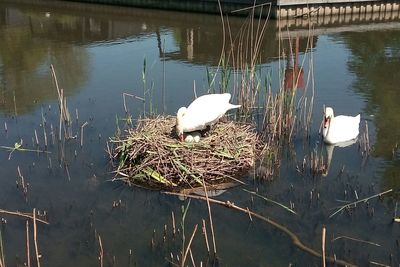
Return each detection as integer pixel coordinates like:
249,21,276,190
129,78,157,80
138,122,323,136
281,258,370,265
80,121,88,148
369,260,390,267
180,224,198,267
201,219,210,253
0,209,49,225
202,180,216,255
26,220,31,267
189,249,196,267
330,189,393,218
164,191,356,267
33,208,41,267
322,226,326,267
331,235,381,247
50,65,72,141
0,230,4,267
172,211,176,237
98,234,104,267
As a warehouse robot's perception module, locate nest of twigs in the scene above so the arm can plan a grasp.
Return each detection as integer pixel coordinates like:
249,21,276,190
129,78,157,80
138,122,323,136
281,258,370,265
110,116,261,190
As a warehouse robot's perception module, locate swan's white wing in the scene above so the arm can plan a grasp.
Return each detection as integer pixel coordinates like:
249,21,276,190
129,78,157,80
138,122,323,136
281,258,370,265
324,114,360,144
334,138,358,148
187,93,231,111
182,93,235,132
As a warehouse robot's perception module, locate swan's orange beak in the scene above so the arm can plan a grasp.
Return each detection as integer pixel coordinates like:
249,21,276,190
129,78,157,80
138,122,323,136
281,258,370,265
324,117,330,128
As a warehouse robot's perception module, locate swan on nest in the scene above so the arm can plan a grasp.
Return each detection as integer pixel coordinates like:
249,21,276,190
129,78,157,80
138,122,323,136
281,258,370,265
176,93,240,141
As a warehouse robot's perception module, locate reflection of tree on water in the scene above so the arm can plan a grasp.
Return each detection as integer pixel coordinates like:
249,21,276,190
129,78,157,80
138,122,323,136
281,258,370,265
340,29,400,194
0,1,319,115
157,18,317,66
0,5,88,114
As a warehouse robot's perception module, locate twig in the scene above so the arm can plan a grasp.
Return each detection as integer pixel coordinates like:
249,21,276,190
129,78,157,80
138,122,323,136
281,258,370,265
0,228,5,267
330,189,392,218
202,179,217,255
231,2,271,13
123,93,145,113
0,209,49,225
163,191,356,267
181,224,198,267
243,189,297,214
34,129,39,146
80,121,88,148
331,235,381,247
26,220,31,267
322,226,326,267
98,234,104,267
33,208,41,267
189,249,196,267
202,219,210,254
369,260,390,267
172,211,176,237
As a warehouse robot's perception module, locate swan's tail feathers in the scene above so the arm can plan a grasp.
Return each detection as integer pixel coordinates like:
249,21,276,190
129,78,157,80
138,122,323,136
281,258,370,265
228,104,241,110
356,114,361,124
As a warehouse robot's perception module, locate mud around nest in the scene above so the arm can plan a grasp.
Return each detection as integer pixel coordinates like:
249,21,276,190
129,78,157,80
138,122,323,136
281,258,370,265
110,116,261,190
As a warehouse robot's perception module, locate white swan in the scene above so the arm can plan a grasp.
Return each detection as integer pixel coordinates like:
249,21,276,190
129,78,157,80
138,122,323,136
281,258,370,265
323,107,360,144
176,93,240,141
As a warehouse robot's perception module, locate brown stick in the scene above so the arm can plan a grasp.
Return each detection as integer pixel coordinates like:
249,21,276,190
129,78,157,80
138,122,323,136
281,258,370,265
0,209,49,225
34,129,39,146
33,209,41,267
98,234,104,267
80,121,88,148
0,229,4,267
202,219,210,253
202,180,217,255
330,189,392,218
163,191,356,267
172,211,176,237
26,220,31,267
181,224,198,267
189,248,196,267
322,226,326,267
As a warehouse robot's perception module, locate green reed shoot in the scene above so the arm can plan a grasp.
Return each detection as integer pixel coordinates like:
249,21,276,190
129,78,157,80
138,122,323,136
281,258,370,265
142,57,147,116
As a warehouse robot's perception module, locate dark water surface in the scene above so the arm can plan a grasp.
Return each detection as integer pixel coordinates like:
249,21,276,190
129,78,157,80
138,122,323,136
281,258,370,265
1,1,400,266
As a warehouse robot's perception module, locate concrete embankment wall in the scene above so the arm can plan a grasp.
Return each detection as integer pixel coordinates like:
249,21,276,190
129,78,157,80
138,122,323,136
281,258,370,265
277,1,400,19
65,0,274,17
64,0,400,19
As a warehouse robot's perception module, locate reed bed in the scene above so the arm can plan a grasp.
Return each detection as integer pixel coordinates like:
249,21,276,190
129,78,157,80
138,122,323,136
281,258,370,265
110,116,261,190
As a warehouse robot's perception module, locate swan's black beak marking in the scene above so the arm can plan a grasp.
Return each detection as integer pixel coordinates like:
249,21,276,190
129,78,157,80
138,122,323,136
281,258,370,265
324,117,330,128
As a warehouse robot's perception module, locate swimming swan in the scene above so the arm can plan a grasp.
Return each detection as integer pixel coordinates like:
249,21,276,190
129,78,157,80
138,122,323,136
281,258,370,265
323,107,360,144
176,93,240,141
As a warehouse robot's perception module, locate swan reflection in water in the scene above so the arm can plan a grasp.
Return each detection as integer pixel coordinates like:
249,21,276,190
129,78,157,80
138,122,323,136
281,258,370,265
322,138,358,177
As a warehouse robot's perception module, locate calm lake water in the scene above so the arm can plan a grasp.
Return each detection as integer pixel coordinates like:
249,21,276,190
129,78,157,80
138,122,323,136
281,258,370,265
1,1,400,266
